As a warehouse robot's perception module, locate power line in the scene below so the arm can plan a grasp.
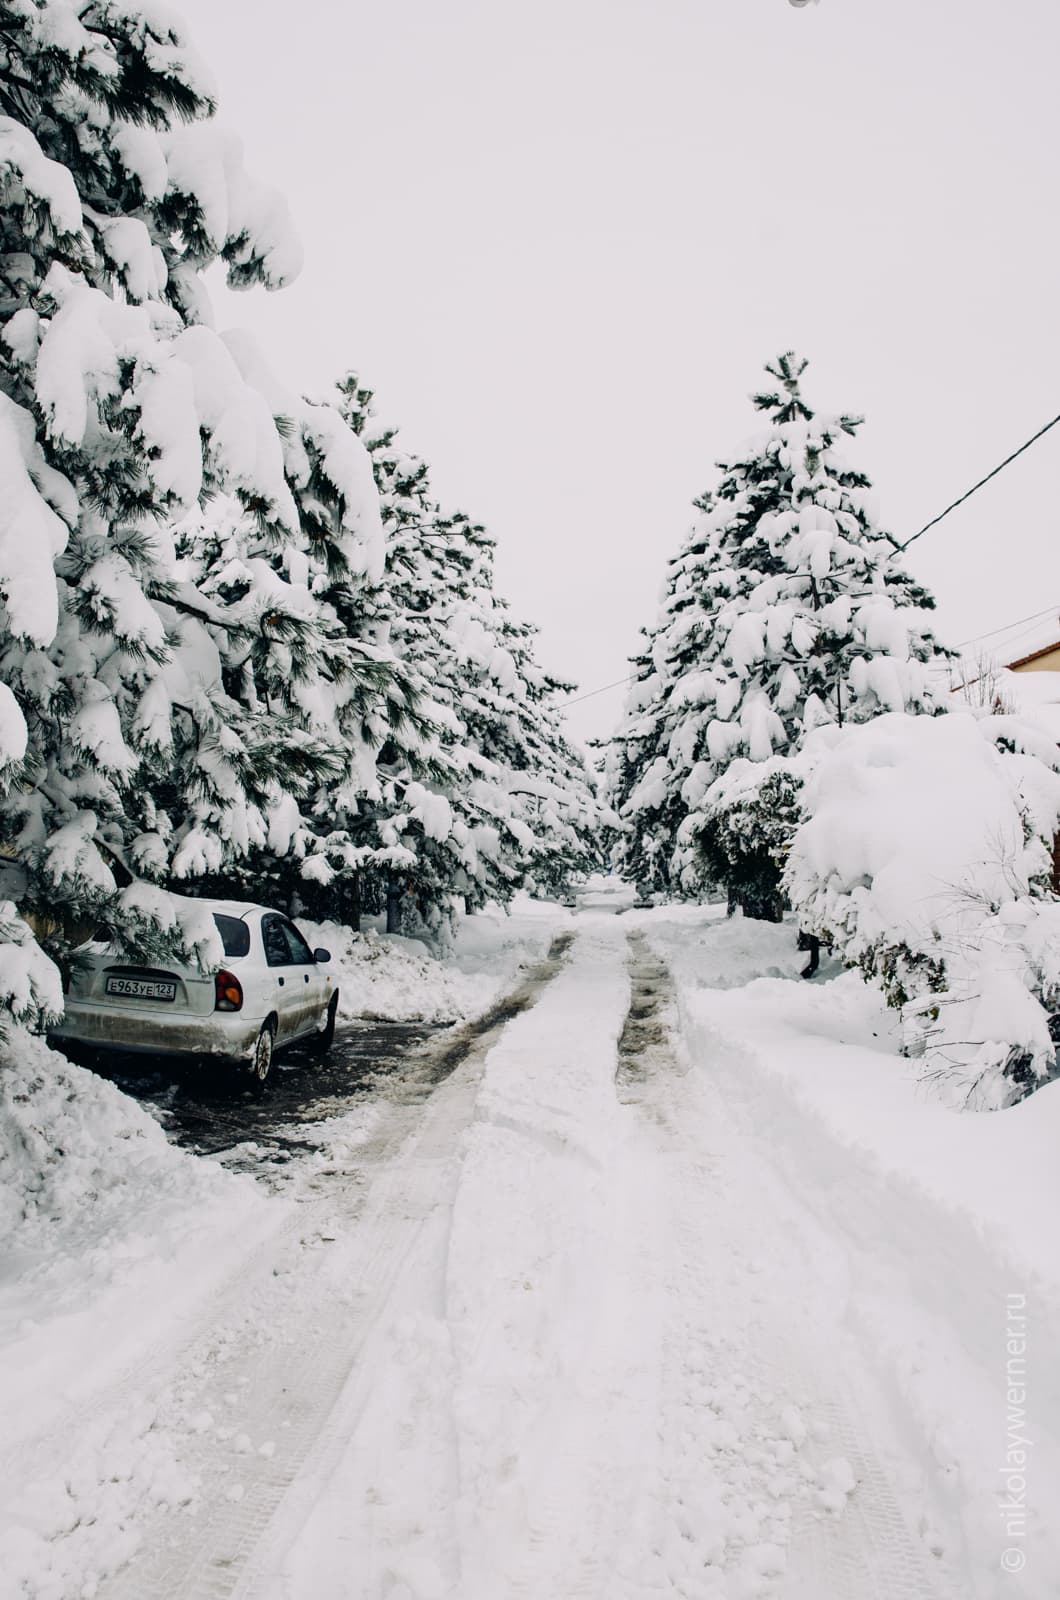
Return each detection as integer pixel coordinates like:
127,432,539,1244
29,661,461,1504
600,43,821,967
564,604,1060,711
898,410,1060,552
995,619,1060,658
565,594,1060,708
564,675,634,708
955,603,1060,651
562,417,1060,710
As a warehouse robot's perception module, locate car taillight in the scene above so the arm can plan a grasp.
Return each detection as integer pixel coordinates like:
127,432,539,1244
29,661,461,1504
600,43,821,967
214,970,243,1012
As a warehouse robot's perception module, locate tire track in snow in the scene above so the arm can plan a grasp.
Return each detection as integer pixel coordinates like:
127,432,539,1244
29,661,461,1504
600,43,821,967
90,935,576,1600
621,938,960,1600
90,921,958,1600
95,1088,468,1600
616,931,675,1099
445,921,654,1600
238,922,644,1600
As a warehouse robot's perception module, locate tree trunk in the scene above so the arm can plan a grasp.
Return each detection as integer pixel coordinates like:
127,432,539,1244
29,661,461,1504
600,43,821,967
798,930,821,978
386,875,402,934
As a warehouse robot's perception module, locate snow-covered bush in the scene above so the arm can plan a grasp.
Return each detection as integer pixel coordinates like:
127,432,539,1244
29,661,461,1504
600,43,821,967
785,711,1060,1107
685,757,804,922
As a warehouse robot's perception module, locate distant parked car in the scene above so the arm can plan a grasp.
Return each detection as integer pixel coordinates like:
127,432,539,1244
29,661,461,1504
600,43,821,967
50,899,339,1086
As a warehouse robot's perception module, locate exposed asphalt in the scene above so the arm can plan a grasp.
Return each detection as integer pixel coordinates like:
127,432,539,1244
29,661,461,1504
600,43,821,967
84,1020,446,1169
74,931,578,1178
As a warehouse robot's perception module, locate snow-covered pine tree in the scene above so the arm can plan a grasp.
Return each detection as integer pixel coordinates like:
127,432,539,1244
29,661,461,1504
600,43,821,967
610,354,949,913
316,374,462,934
328,377,604,933
175,375,601,945
0,0,387,1013
195,372,456,935
605,631,692,899
479,586,604,902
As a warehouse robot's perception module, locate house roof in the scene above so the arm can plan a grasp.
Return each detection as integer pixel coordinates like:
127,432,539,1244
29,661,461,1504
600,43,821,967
1007,637,1060,671
997,665,1060,746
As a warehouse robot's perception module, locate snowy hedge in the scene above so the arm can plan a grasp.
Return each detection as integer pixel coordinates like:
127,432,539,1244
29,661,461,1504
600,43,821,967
785,712,1060,1107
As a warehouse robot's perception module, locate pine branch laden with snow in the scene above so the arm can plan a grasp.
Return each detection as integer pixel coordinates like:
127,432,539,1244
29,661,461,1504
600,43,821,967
0,0,395,1007
267,376,607,934
336,377,607,923
167,376,605,939
687,756,805,922
608,353,951,909
784,711,1060,1107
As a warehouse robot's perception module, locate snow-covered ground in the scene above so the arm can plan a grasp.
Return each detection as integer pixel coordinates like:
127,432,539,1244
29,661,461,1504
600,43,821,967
2,896,1057,1599
643,907,1060,1598
232,909,1057,1600
301,895,571,1024
0,898,567,1600
0,1031,277,1598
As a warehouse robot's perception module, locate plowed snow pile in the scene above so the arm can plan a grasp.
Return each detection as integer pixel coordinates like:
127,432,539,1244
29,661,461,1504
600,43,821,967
0,1030,272,1594
0,1032,249,1253
303,897,570,1023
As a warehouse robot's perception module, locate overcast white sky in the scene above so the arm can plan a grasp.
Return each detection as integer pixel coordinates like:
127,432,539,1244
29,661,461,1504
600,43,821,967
178,0,1060,745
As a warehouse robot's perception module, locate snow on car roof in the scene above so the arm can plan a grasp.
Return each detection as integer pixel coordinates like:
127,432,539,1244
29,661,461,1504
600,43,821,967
168,894,274,920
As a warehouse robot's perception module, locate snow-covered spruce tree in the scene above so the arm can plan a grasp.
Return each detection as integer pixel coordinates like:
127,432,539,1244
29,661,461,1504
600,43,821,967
171,392,444,932
0,0,388,1012
175,375,602,944
326,376,604,934
606,632,691,900
315,374,465,934
610,354,949,915
482,589,604,902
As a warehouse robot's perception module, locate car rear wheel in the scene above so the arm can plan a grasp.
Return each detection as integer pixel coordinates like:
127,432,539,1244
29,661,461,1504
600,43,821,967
250,1020,275,1088
313,991,339,1054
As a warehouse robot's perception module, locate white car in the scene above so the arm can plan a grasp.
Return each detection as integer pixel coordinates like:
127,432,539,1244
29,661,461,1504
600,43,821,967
51,898,339,1086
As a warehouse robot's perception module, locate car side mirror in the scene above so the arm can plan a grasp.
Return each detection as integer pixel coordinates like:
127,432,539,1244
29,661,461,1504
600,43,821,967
313,948,331,964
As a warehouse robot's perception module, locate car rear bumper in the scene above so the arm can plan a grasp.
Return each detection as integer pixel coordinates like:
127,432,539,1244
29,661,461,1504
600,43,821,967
50,1003,263,1061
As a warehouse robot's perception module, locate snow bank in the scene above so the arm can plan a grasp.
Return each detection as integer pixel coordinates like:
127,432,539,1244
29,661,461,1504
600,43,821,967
650,902,1060,1289
300,897,570,1025
299,921,497,1025
0,1030,250,1258
785,711,1060,1105
0,1030,268,1431
651,908,1060,1593
674,960,1060,1296
0,1030,270,1420
0,1031,274,1594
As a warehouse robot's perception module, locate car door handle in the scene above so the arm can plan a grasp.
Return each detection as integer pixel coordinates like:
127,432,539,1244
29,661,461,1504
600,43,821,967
278,977,285,986
304,975,309,983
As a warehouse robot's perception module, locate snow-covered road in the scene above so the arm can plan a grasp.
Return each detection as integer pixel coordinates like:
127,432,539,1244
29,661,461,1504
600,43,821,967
90,919,956,1599
253,919,959,1600
9,909,1055,1600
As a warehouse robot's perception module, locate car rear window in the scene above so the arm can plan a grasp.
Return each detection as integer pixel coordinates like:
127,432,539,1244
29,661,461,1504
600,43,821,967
213,913,251,958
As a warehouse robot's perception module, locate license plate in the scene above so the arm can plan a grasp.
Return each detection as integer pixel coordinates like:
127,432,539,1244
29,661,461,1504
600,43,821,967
105,976,177,1002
